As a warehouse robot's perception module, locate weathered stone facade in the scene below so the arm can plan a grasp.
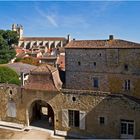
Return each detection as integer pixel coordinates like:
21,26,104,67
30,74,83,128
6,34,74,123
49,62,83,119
1,85,140,138
1,36,140,138
65,41,140,99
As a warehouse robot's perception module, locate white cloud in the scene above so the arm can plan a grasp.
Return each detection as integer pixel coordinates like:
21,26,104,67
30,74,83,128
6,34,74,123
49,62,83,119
94,1,123,17
35,6,58,27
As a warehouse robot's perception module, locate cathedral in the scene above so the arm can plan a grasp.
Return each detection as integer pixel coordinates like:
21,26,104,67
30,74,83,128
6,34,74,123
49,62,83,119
12,24,70,50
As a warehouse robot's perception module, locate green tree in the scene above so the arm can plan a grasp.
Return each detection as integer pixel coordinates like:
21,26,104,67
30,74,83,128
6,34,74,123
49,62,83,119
0,66,20,85
0,30,19,64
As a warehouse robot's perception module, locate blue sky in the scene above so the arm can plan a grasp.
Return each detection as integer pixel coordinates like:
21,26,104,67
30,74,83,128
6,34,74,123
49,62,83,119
0,1,140,42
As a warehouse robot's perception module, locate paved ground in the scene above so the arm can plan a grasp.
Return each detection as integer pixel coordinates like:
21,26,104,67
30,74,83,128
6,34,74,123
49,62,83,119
0,128,65,139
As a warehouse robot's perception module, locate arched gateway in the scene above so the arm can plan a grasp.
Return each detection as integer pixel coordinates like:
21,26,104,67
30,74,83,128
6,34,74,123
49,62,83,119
28,100,54,130
23,64,62,130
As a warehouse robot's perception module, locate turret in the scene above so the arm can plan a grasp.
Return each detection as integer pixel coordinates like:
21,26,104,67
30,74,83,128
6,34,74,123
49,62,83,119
12,24,23,39
12,24,16,31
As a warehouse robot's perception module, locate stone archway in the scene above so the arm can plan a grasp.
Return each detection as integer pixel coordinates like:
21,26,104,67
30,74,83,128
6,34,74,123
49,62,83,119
28,100,54,130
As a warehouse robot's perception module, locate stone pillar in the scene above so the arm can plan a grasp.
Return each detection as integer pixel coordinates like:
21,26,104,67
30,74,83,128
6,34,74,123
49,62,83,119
30,41,34,49
54,41,59,48
18,41,23,47
49,41,53,49
24,41,27,49
36,41,39,46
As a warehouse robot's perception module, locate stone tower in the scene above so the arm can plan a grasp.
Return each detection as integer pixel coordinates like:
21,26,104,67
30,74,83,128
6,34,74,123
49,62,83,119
12,24,23,39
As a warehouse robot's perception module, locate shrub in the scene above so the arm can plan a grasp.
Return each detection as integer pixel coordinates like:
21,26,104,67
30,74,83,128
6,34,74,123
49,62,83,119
0,66,20,85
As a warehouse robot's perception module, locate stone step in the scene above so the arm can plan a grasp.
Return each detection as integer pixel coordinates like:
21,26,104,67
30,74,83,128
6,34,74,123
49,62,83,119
0,121,25,131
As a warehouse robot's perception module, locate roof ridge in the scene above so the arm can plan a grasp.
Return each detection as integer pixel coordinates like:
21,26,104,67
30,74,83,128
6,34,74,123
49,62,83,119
123,94,140,105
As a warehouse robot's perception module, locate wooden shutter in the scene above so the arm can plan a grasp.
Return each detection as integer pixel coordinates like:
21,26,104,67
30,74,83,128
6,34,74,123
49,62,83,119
80,111,86,130
62,109,69,128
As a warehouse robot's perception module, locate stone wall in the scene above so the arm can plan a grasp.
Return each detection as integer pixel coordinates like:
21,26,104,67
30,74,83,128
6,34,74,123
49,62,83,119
65,48,140,98
1,84,140,138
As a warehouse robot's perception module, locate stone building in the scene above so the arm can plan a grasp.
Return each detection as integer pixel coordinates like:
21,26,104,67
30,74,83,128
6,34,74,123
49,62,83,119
65,35,140,99
12,24,70,50
0,35,140,139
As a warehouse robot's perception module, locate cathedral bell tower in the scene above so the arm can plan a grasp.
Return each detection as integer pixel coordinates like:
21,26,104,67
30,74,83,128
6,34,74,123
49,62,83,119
12,24,23,39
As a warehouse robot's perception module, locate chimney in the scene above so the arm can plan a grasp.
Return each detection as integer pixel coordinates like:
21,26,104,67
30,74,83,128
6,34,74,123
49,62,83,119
67,34,71,43
109,35,114,40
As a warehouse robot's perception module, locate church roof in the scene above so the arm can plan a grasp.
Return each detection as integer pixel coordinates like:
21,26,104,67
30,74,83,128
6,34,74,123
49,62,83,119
66,39,140,49
20,37,66,41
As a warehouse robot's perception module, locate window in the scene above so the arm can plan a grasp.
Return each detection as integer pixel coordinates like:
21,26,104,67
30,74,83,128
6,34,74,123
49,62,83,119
62,109,86,130
120,120,134,138
124,80,130,90
99,117,105,125
78,61,81,66
10,90,12,95
94,62,96,66
72,96,76,102
124,64,128,71
93,78,99,88
68,110,79,127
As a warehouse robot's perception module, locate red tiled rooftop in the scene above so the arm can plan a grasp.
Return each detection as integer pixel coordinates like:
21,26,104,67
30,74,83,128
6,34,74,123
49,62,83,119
24,64,58,91
66,39,140,49
20,37,66,41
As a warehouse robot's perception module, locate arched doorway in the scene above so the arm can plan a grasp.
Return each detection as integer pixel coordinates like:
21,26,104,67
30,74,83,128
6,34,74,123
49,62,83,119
29,100,54,130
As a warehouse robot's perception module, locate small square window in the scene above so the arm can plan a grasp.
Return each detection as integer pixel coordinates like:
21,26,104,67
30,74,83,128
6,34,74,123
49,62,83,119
124,64,128,71
99,117,105,125
94,62,96,66
78,61,81,66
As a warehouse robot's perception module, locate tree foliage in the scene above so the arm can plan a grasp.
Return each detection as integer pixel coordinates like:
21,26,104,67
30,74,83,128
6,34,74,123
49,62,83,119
0,30,19,64
0,66,20,85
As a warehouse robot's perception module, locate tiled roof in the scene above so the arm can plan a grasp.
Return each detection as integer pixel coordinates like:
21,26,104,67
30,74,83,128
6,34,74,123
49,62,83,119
66,39,140,49
40,57,57,60
31,64,57,74
24,81,58,91
7,62,37,75
16,48,25,54
20,37,66,41
24,64,62,91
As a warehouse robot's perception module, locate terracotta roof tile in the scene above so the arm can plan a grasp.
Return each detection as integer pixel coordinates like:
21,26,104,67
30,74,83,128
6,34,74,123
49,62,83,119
31,64,57,74
66,39,140,49
24,64,62,91
20,37,66,41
